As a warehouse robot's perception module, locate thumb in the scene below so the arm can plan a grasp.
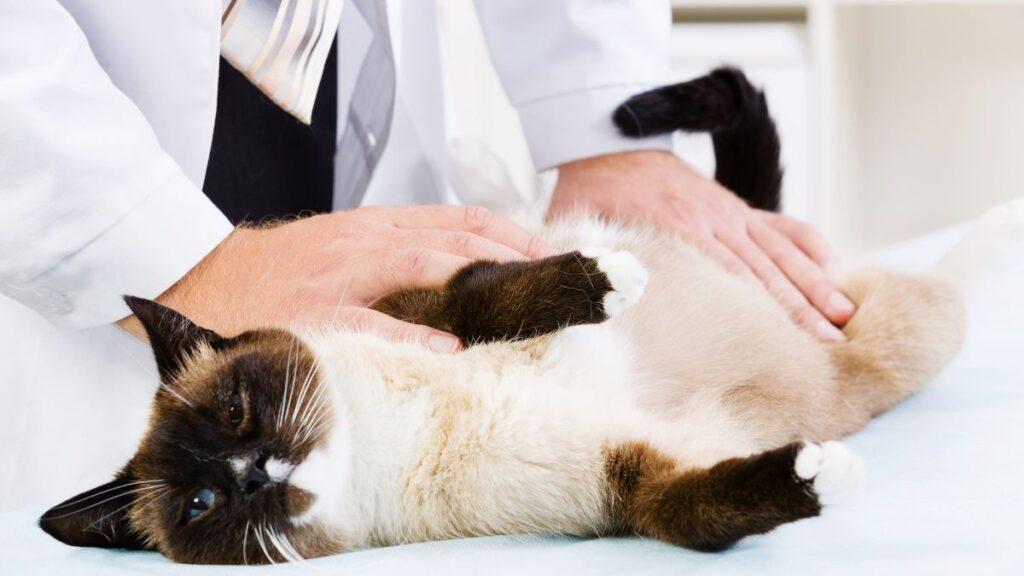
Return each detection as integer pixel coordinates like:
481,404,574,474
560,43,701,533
334,307,462,353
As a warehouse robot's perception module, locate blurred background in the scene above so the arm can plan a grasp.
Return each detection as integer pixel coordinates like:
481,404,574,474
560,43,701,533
439,0,1024,257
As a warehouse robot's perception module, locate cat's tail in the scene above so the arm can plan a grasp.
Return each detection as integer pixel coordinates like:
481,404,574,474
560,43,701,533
613,67,782,212
927,197,1024,291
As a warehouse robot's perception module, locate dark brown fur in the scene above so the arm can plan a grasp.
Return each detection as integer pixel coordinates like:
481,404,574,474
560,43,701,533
40,298,332,564
373,251,615,344
605,441,821,551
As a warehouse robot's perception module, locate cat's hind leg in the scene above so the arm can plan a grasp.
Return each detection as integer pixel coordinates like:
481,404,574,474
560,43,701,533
813,201,1024,437
824,266,965,430
605,440,863,551
373,249,647,344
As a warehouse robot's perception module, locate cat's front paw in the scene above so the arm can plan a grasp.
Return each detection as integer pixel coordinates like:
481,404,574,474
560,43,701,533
794,441,865,506
580,247,649,317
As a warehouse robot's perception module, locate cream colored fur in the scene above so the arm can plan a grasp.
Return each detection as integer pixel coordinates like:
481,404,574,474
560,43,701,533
285,201,1002,551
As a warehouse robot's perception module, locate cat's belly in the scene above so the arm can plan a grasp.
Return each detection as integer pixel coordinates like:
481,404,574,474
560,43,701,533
396,340,647,542
542,214,835,462
304,336,637,548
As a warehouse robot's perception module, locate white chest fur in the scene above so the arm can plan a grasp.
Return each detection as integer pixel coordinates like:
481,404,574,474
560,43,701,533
293,324,641,547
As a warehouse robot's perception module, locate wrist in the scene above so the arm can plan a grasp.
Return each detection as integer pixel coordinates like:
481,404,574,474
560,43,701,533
116,227,251,339
558,149,678,176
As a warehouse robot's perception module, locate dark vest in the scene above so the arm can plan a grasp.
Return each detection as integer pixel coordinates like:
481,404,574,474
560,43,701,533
202,40,338,225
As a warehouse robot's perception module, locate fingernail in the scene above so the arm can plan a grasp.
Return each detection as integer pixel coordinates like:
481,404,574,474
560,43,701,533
827,292,856,317
816,320,847,342
428,334,461,354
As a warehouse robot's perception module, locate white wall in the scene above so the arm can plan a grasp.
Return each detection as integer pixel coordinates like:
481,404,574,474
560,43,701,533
831,4,1024,254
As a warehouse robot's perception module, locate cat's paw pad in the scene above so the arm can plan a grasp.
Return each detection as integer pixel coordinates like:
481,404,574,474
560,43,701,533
794,441,865,506
580,247,649,317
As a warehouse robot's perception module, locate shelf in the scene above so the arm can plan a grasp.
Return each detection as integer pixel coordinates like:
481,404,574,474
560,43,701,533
673,1,807,23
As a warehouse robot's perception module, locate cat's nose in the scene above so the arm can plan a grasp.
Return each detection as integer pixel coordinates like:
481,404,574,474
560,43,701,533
238,466,270,494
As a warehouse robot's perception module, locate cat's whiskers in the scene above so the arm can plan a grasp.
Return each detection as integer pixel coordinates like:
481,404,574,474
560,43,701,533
296,397,332,446
83,485,169,535
263,524,288,564
242,520,251,565
289,358,319,430
278,340,296,432
253,522,276,564
279,531,306,565
159,382,196,409
266,524,306,564
130,485,172,513
329,280,353,327
293,373,329,439
297,406,328,446
288,357,321,432
43,483,167,521
48,479,165,511
292,378,331,448
283,346,304,433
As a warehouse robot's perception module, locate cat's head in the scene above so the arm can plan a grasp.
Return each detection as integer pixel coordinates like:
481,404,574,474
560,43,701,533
39,297,344,564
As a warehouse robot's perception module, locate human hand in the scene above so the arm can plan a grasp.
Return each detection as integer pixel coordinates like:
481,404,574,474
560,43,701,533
117,205,548,352
548,150,854,341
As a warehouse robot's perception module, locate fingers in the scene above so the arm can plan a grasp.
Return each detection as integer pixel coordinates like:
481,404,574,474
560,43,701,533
383,205,550,259
395,229,527,263
761,211,841,278
715,226,847,342
691,234,755,279
748,221,856,326
359,248,471,294
332,307,461,353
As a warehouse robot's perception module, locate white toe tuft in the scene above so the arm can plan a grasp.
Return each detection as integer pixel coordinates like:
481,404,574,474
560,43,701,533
794,441,823,480
580,247,648,317
794,441,865,506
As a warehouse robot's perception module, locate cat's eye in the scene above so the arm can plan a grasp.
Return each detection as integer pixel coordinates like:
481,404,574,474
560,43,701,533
228,392,244,427
187,488,216,521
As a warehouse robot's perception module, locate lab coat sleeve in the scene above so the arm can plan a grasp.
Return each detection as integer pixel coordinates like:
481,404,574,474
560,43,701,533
473,0,674,171
0,1,233,328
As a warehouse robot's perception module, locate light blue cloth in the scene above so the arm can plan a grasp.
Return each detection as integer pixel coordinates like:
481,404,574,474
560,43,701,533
3,225,1022,575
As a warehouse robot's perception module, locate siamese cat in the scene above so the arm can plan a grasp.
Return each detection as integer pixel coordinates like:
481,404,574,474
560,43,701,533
41,68,982,564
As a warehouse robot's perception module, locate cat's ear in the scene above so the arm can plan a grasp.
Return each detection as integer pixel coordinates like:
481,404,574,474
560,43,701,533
38,473,153,550
124,296,223,381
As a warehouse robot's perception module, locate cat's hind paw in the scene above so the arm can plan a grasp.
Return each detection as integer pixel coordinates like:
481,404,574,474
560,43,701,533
580,247,649,317
794,441,865,506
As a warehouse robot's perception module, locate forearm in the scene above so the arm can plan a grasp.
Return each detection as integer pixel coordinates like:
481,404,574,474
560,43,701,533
0,0,232,327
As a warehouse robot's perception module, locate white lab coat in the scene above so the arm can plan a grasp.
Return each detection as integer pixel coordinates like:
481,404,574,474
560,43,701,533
0,0,670,329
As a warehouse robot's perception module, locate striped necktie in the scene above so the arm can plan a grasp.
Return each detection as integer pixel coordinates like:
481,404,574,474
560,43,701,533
220,0,347,124
220,0,396,208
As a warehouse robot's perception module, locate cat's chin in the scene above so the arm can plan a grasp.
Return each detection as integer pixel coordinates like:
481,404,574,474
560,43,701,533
286,424,351,527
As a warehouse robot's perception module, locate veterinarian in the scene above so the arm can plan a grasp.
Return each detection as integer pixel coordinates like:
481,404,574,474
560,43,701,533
0,0,854,350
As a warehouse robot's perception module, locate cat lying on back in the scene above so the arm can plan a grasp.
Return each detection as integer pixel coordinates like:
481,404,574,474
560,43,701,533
40,68,971,564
